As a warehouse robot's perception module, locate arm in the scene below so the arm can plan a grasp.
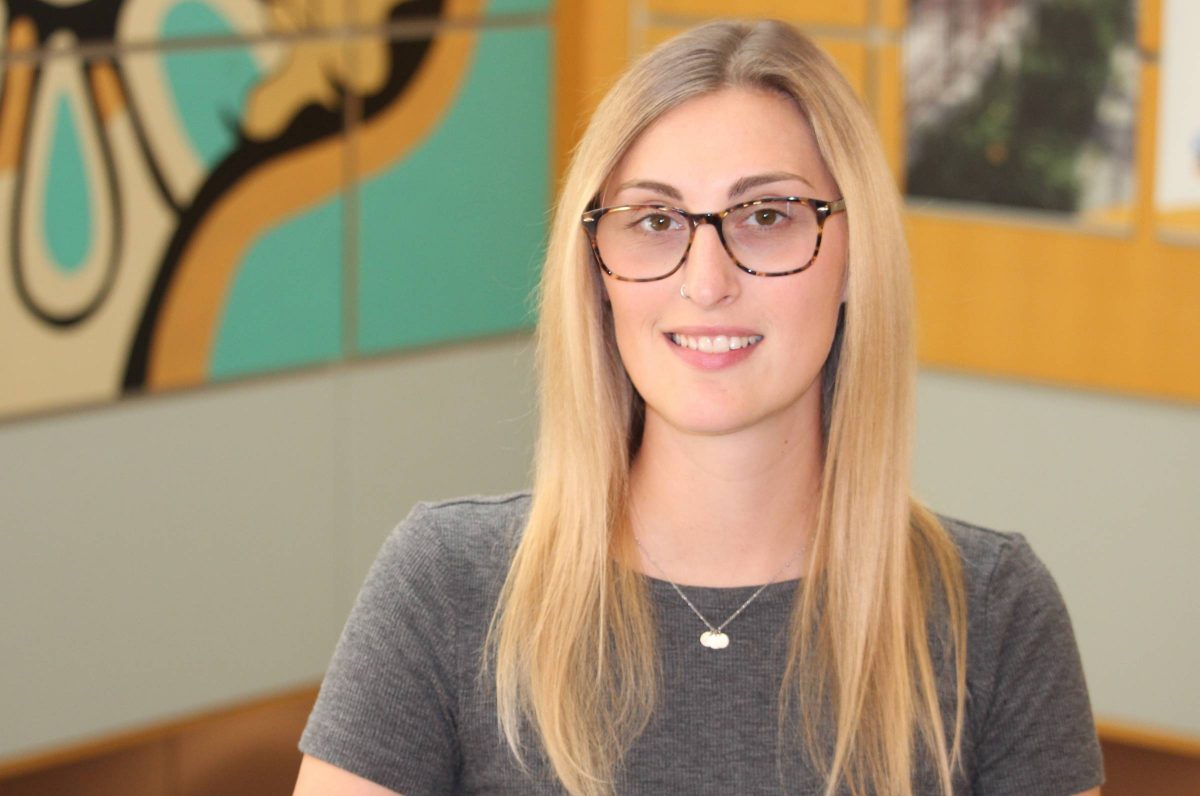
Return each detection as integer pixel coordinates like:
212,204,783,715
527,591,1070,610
293,754,403,796
1072,790,1101,796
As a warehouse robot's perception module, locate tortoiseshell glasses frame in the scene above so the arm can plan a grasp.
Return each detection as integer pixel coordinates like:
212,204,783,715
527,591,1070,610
580,196,846,282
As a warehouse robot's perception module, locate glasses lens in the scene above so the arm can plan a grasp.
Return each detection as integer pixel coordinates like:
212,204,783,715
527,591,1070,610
594,206,689,280
724,200,820,274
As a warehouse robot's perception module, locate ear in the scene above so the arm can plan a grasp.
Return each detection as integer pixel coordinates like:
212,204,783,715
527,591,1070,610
595,268,613,306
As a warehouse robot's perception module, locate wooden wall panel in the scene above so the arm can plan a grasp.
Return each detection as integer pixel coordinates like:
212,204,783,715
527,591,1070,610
646,0,869,27
0,686,317,796
1101,740,1200,796
174,693,314,796
0,744,169,796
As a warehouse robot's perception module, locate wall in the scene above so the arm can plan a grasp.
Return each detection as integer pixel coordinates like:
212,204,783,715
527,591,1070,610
0,335,536,760
916,370,1200,736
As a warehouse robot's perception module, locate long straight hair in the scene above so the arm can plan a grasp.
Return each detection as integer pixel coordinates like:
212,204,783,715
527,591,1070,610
487,20,968,796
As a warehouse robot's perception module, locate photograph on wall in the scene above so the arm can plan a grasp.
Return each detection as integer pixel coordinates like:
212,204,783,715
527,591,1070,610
1154,0,1200,240
904,0,1138,224
0,0,548,422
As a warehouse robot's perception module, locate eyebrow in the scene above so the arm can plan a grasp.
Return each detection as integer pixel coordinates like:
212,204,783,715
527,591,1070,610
728,171,815,198
614,179,683,201
614,172,816,203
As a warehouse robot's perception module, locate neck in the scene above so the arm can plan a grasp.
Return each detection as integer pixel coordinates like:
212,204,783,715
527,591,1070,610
627,407,822,587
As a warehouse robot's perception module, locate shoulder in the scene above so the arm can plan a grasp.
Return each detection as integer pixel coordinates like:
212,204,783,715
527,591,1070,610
370,491,532,605
299,492,532,792
938,515,1026,575
937,515,1066,629
360,492,535,624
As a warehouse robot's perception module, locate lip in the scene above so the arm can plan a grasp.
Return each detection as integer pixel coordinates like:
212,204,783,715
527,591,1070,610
662,328,763,371
666,325,760,338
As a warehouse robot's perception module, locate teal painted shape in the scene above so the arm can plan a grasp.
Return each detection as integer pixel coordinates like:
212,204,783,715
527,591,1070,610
209,198,343,380
486,0,550,13
357,25,549,354
160,0,239,38
45,95,93,274
162,5,261,167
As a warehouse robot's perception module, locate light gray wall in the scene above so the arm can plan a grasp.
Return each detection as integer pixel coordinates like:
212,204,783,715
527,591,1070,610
1,340,1196,762
915,370,1200,737
0,335,536,761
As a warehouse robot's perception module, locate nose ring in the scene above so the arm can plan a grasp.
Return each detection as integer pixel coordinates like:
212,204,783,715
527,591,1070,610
680,283,689,300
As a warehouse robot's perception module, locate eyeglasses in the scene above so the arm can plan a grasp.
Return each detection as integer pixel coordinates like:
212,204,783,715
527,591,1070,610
580,196,846,282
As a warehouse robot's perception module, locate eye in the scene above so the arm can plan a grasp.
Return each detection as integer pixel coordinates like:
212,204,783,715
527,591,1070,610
750,207,786,226
629,211,679,233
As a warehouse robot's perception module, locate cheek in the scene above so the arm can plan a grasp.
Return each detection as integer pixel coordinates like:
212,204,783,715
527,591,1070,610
605,284,666,342
603,289,648,373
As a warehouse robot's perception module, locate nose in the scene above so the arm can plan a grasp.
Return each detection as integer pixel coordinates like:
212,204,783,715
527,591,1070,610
681,220,740,307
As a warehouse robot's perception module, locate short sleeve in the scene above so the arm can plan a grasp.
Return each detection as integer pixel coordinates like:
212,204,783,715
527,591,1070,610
972,534,1104,796
300,503,461,795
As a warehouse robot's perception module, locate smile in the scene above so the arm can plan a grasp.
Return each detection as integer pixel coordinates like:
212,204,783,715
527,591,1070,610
668,333,764,353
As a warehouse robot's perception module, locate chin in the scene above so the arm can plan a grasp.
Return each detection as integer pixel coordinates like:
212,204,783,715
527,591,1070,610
652,404,761,437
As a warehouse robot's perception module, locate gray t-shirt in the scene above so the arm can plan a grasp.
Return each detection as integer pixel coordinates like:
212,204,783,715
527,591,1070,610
300,492,1103,795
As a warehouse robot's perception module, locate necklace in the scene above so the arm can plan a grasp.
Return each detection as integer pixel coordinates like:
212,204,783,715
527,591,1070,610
633,535,804,650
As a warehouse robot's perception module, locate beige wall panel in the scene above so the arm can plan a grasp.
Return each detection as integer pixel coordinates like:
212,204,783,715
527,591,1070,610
0,336,536,762
916,369,1200,737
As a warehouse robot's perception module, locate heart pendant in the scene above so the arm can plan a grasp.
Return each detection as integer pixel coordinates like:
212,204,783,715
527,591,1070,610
700,630,730,649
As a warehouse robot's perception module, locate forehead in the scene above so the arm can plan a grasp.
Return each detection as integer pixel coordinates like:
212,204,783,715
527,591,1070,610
607,88,834,199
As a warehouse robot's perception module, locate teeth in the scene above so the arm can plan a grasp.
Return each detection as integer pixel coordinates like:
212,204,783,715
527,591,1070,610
670,333,763,353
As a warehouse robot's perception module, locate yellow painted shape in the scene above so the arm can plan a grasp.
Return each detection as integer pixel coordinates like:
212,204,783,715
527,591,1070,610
148,126,346,388
148,2,484,388
647,0,868,27
353,28,478,180
0,17,36,172
88,61,126,123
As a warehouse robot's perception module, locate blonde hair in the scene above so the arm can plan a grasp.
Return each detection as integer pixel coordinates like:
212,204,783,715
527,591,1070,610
487,19,968,796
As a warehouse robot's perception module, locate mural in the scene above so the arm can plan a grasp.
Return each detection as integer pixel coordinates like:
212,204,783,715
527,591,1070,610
0,0,549,420
904,0,1138,223
1155,0,1200,240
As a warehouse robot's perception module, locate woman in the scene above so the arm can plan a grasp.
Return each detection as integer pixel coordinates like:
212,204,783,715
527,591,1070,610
294,19,1103,796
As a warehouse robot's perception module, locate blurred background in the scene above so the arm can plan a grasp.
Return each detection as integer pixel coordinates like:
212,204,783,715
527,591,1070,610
0,0,1196,793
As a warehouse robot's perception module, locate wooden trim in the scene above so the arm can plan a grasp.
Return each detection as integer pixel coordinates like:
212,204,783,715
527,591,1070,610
0,683,319,781
1098,718,1200,760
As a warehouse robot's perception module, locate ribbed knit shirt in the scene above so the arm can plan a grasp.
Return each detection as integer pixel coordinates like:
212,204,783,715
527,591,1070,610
300,492,1103,795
